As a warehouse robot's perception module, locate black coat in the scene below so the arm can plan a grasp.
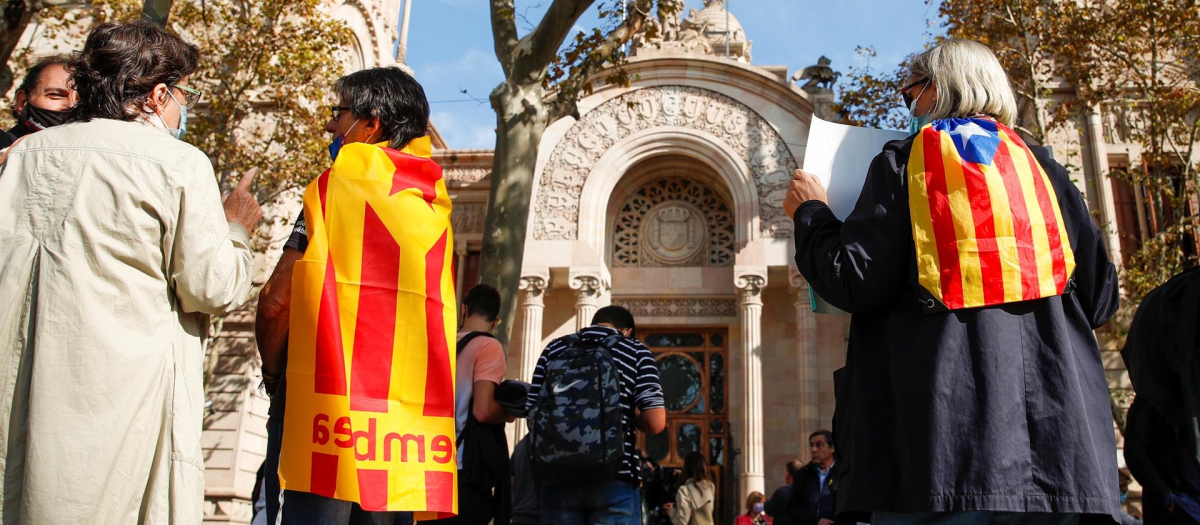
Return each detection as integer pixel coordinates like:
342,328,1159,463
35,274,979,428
793,136,1121,522
786,463,840,525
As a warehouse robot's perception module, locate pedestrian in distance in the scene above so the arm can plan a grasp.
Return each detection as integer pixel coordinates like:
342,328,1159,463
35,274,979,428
0,54,77,148
524,305,667,525
765,460,805,525
0,20,262,524
736,492,772,525
256,65,433,525
663,451,715,525
786,38,1121,525
786,431,840,525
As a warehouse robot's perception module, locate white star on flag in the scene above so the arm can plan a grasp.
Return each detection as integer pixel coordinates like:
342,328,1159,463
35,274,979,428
947,121,990,146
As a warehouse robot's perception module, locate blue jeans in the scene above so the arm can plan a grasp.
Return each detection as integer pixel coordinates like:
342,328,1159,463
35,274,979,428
266,413,413,525
872,512,1082,525
540,479,641,525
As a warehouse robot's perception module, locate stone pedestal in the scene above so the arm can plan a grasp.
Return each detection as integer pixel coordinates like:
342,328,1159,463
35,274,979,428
735,269,767,497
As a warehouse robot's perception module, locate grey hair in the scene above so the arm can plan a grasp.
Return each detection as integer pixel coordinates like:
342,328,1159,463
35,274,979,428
908,39,1018,126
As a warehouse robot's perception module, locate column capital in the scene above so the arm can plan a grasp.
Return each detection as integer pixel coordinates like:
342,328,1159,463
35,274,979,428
569,268,609,301
734,268,768,304
519,274,549,305
788,266,812,307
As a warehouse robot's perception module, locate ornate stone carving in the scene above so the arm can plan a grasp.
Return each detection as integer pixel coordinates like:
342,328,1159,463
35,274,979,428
451,203,486,234
444,167,490,184
614,178,734,267
534,85,798,241
615,298,737,317
791,56,841,93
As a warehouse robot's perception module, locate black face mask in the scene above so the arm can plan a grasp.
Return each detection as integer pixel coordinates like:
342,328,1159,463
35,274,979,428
20,103,70,131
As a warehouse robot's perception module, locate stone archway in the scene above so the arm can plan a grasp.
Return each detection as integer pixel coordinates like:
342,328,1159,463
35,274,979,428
533,85,799,245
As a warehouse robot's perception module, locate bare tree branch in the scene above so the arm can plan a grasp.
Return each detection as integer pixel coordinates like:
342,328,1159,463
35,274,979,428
490,0,519,77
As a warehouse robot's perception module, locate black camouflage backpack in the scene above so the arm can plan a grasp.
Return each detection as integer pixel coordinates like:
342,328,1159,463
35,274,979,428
528,333,625,483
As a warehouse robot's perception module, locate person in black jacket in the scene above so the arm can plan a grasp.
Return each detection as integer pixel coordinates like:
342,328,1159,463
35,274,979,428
1121,267,1200,525
786,431,838,525
765,460,805,525
785,38,1120,524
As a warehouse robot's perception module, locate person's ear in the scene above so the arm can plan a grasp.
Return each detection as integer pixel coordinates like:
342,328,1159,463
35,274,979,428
147,84,169,114
14,90,27,115
364,115,383,143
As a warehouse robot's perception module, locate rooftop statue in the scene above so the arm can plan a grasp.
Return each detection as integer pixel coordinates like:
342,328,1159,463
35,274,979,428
792,56,841,92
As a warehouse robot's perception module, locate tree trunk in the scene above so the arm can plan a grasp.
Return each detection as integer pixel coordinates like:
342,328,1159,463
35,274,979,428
0,0,35,95
479,80,551,346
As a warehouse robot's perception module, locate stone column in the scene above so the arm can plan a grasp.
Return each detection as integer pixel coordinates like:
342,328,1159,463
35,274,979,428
735,269,767,498
569,273,605,331
790,267,820,437
514,273,548,443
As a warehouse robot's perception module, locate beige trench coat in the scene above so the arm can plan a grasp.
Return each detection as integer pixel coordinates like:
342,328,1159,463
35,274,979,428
0,119,255,524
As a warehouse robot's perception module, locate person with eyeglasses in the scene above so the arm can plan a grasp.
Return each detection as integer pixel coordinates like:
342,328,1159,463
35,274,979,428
255,66,433,525
0,21,262,524
784,39,1121,525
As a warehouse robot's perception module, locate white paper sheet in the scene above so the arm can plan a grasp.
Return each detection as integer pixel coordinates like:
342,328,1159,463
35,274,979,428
801,117,909,314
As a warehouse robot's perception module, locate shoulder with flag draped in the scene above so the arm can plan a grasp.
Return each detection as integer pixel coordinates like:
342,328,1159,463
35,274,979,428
791,119,1121,520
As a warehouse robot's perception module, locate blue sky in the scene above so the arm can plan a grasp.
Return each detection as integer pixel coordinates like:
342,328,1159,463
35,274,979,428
404,0,945,149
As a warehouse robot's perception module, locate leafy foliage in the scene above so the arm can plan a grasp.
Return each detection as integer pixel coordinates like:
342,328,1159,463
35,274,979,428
835,46,908,130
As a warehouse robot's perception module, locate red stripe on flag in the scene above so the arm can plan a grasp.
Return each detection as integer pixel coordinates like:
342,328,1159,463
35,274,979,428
314,252,347,396
959,158,1005,305
310,452,339,498
1012,130,1068,290
318,170,331,213
921,129,966,309
350,203,401,413
991,141,1042,300
422,230,454,417
356,468,389,512
424,470,455,513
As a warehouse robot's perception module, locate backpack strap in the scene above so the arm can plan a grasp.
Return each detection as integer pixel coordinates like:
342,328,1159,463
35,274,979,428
456,331,496,355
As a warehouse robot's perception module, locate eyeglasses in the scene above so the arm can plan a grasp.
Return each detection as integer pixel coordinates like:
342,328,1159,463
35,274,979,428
331,106,352,121
900,77,930,107
170,84,203,109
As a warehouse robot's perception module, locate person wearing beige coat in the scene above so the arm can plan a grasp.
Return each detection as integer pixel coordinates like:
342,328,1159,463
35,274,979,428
666,452,716,525
0,22,262,524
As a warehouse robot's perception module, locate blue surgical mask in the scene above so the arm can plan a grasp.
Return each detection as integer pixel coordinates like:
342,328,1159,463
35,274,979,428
907,83,932,135
1120,492,1128,504
328,119,361,161
752,503,764,514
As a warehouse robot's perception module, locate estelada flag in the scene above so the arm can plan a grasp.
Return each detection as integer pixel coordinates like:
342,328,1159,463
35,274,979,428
907,118,1076,311
279,136,458,518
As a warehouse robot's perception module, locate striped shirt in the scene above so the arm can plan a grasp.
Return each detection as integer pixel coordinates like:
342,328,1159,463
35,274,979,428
524,326,666,483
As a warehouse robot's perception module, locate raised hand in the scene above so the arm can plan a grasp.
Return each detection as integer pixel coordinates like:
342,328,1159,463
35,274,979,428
223,168,264,232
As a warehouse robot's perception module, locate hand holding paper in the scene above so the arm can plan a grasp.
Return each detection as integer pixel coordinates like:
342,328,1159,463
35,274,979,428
783,169,828,218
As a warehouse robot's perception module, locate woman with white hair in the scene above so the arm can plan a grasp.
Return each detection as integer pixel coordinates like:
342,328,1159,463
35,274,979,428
784,39,1121,524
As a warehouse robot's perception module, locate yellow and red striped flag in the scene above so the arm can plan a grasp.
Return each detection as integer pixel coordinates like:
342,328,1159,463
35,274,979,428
279,136,459,518
907,118,1075,311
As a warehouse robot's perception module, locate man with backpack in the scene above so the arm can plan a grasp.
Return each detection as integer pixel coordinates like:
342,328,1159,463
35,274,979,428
434,284,514,525
524,305,667,524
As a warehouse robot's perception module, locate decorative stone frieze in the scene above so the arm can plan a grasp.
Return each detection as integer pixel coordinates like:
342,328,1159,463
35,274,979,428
614,298,737,318
534,85,799,241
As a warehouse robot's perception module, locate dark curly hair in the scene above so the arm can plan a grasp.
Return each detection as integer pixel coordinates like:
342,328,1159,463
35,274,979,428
69,21,199,122
334,67,429,149
11,54,73,114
